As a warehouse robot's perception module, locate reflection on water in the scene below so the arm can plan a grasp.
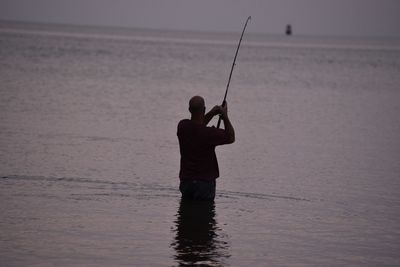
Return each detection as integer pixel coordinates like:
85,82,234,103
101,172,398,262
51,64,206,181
171,200,230,266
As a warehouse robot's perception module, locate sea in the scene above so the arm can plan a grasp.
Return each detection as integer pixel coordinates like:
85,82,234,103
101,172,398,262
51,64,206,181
1,20,400,267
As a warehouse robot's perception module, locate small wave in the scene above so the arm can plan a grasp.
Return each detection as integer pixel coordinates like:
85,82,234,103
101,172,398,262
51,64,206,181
1,175,129,186
2,175,309,202
218,190,310,201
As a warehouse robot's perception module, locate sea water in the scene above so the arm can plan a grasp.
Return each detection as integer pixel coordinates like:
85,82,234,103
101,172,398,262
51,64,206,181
1,21,400,266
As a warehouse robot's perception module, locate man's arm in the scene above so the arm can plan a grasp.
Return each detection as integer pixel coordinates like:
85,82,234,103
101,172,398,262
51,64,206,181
220,101,235,144
204,106,220,125
204,102,235,144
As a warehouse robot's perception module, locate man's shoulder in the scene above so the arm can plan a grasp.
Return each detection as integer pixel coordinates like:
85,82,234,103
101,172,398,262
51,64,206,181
178,119,191,128
177,119,191,135
178,119,190,124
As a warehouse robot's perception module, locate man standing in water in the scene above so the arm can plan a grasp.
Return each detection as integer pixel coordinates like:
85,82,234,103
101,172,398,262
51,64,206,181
177,96,235,201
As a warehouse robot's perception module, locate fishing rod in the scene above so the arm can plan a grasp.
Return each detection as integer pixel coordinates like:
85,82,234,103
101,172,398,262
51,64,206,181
217,16,251,129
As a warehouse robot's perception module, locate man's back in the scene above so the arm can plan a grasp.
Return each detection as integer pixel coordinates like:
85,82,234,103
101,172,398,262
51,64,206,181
177,119,229,181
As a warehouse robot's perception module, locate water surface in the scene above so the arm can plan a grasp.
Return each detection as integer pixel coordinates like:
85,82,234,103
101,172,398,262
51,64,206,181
1,21,400,266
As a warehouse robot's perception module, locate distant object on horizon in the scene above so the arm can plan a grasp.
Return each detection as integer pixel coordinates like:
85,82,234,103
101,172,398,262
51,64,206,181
285,24,292,36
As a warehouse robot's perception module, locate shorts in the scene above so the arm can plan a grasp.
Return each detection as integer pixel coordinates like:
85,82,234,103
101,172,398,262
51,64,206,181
179,180,216,201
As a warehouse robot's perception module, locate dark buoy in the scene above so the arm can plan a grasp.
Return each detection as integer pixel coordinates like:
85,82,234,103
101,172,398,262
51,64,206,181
285,24,292,36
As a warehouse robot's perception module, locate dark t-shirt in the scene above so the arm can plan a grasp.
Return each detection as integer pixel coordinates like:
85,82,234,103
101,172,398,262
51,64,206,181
177,119,231,181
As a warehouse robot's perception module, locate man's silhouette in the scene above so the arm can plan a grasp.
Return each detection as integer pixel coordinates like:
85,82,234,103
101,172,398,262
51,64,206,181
177,96,235,200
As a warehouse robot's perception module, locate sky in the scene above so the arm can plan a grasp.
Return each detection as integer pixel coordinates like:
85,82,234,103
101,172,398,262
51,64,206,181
1,0,400,37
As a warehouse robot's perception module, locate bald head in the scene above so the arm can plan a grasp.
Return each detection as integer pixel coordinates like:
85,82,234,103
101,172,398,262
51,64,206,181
189,96,205,114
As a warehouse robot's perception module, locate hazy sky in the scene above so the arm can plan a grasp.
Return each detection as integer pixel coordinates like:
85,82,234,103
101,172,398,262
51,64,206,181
1,0,399,37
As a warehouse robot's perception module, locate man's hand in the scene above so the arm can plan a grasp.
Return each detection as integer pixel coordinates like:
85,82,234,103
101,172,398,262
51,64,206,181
210,101,228,117
209,105,221,117
205,101,231,126
204,104,223,125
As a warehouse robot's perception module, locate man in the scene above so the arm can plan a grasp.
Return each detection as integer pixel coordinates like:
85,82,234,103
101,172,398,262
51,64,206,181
177,95,235,201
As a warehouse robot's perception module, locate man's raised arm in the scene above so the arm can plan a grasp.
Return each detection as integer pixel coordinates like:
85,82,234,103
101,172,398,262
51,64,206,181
220,101,235,144
204,105,220,125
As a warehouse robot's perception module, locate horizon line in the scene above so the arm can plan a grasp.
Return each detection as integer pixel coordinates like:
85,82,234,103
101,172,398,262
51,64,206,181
2,18,400,39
